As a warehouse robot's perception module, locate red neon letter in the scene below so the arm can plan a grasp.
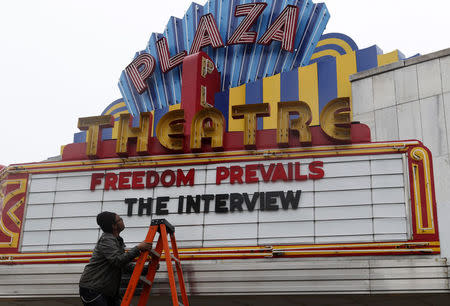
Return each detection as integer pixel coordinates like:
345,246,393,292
90,173,104,191
125,53,156,94
257,5,299,52
190,13,224,54
227,3,267,45
156,37,187,73
216,167,230,185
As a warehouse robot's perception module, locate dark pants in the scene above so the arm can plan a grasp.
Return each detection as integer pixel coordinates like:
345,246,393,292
79,287,121,306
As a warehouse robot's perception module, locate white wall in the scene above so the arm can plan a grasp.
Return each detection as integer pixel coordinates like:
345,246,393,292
351,48,450,258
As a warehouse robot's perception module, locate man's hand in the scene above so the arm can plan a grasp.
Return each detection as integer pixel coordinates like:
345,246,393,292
137,242,152,252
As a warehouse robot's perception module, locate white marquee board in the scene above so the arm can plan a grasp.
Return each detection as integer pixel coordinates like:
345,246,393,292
21,154,410,252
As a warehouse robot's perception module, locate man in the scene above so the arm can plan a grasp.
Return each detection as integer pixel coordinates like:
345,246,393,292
79,211,153,305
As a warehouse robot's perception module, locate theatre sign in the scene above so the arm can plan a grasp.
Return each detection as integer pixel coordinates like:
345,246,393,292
0,0,440,271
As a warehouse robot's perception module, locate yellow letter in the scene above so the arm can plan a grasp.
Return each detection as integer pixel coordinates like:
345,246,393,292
116,112,153,156
320,97,351,141
277,101,312,146
78,115,114,158
156,109,185,151
232,103,270,148
190,108,224,150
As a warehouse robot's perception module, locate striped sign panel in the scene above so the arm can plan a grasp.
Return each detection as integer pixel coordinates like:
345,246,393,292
118,0,330,117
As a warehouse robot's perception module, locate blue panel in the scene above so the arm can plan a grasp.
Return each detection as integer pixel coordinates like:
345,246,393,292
317,57,337,113
258,0,283,79
153,106,170,134
356,45,382,72
281,69,299,102
73,131,86,143
292,3,329,68
229,0,251,87
147,34,170,109
280,0,313,72
215,0,234,90
118,71,139,117
246,79,264,130
132,115,141,128
239,44,256,86
183,3,201,53
215,90,230,131
164,17,183,105
300,3,329,67
221,0,239,90
244,0,274,84
101,128,113,141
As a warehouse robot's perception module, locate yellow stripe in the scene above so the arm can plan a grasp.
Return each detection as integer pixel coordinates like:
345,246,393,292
11,147,409,174
316,38,354,54
263,74,280,129
228,84,246,131
104,101,127,115
298,64,319,126
377,50,400,67
169,104,181,111
150,110,155,137
310,49,342,61
8,141,418,173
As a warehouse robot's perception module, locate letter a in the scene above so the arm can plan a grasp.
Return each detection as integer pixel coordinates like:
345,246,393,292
257,5,299,52
190,13,224,54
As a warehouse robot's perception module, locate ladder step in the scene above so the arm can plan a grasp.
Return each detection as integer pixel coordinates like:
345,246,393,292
151,249,161,258
139,276,152,286
171,255,180,264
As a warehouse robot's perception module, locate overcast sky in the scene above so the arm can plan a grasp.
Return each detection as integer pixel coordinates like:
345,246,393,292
1,0,449,167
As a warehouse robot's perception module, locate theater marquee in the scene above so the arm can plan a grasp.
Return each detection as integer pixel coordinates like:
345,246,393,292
0,0,439,265
0,140,439,263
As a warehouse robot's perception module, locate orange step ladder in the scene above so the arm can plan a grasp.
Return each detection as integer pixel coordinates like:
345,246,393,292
121,219,189,306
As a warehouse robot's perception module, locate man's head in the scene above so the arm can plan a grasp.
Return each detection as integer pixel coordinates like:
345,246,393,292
96,211,124,234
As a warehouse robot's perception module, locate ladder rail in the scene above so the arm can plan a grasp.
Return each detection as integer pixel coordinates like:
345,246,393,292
170,233,189,306
160,224,182,306
121,226,158,305
121,219,189,306
137,237,164,306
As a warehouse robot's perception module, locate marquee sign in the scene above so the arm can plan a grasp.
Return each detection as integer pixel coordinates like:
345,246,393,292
0,140,440,262
0,0,432,266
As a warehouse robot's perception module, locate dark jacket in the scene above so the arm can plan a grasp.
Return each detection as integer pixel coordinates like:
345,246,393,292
79,232,140,297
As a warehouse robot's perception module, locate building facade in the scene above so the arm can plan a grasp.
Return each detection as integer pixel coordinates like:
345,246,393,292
1,1,449,305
